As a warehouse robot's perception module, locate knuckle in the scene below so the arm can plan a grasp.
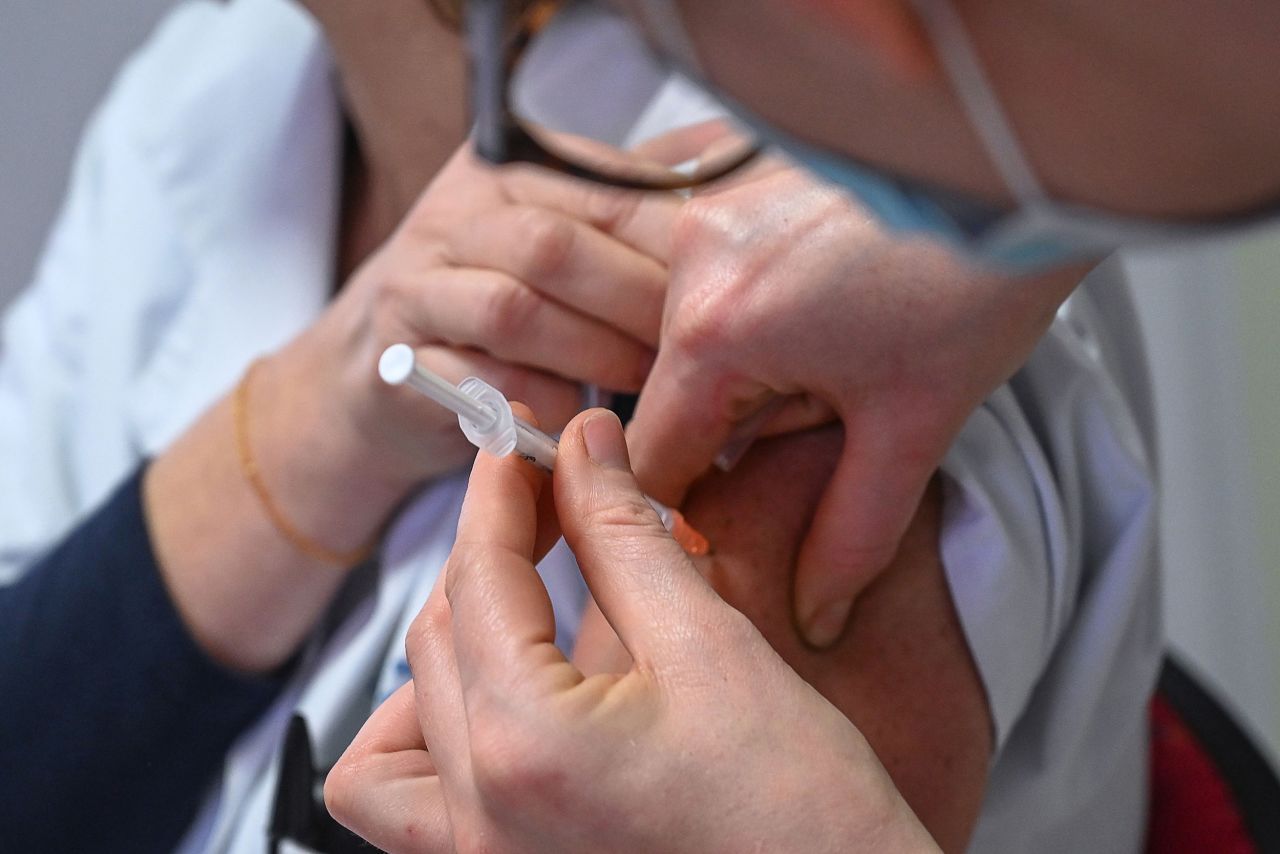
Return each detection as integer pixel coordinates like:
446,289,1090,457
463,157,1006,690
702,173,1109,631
665,284,735,364
322,758,359,825
512,207,576,281
579,496,663,538
444,542,486,581
495,371,579,431
664,220,749,360
476,364,538,411
480,279,543,340
371,270,413,328
405,592,451,667
583,187,643,235
667,199,782,357
669,195,732,260
670,607,765,689
466,705,567,816
440,545,495,606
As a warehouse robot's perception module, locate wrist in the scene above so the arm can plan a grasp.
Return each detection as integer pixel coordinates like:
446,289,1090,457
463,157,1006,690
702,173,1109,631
249,352,414,556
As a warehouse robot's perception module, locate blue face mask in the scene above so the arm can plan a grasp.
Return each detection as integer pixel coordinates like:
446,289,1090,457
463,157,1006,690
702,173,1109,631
736,110,1094,272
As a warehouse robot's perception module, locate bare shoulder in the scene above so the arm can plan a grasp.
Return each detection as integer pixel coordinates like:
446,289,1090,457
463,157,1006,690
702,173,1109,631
683,425,992,853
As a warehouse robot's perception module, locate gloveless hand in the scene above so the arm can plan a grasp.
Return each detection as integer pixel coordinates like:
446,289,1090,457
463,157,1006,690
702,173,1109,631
269,142,679,499
325,407,939,854
626,164,1087,646
143,143,677,672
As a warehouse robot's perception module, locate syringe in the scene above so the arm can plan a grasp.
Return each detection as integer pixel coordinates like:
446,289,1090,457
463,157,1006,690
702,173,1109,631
378,344,710,556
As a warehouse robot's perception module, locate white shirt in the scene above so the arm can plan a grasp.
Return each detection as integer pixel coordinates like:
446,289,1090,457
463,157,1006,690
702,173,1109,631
0,1,1161,851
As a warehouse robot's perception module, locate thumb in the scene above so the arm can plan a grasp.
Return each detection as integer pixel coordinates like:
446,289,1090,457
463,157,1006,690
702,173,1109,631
793,429,938,648
555,409,717,665
627,342,772,506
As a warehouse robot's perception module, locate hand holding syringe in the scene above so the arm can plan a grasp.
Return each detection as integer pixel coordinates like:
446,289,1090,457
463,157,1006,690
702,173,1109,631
379,344,709,556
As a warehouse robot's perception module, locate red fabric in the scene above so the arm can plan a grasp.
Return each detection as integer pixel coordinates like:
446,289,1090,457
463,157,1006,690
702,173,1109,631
1146,695,1257,853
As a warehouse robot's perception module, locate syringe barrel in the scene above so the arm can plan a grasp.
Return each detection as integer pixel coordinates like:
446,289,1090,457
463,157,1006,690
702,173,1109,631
456,376,561,472
378,343,710,555
512,419,559,472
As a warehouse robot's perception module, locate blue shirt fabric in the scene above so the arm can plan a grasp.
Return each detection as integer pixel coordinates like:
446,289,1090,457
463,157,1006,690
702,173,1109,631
0,464,288,852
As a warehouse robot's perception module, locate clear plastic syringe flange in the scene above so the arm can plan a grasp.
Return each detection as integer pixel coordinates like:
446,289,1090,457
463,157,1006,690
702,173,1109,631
378,343,558,471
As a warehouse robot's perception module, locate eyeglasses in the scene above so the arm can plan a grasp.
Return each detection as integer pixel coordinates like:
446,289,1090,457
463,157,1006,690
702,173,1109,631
460,0,1280,268
464,0,761,191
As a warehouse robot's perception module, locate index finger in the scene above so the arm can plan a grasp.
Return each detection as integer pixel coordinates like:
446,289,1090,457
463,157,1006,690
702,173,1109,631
444,407,577,705
494,161,681,264
626,342,773,506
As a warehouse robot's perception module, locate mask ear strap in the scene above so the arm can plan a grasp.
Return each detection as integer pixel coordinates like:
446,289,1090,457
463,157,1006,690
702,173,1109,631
909,0,1048,206
629,0,708,76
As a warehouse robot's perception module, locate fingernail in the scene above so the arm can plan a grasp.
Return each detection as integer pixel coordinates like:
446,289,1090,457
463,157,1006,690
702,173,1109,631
583,411,629,470
801,597,853,649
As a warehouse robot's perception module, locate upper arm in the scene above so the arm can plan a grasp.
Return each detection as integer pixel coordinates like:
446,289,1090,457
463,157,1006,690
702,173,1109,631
679,426,992,853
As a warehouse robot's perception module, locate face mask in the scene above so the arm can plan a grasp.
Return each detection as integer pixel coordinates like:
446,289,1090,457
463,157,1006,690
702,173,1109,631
719,95,1099,271
779,161,1088,271
630,0,1280,272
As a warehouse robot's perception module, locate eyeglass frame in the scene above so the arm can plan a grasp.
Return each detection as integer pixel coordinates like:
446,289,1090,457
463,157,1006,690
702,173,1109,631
464,0,760,192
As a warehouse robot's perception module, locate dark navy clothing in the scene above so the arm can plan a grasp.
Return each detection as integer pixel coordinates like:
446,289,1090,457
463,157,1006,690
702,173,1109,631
0,465,287,852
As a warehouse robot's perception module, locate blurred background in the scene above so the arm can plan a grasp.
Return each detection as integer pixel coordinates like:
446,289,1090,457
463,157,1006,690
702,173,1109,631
4,0,1278,763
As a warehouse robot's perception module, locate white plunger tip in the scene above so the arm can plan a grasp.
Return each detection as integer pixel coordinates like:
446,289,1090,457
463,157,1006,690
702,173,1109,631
379,343,416,386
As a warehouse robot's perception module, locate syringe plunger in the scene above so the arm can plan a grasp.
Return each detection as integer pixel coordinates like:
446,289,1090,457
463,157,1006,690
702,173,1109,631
379,344,557,470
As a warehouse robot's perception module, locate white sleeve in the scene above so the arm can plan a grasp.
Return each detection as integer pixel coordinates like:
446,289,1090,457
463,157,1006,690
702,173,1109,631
938,283,1159,751
938,388,1070,748
0,116,111,580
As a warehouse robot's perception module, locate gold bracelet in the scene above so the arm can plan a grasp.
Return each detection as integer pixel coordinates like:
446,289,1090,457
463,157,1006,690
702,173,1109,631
233,359,376,568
